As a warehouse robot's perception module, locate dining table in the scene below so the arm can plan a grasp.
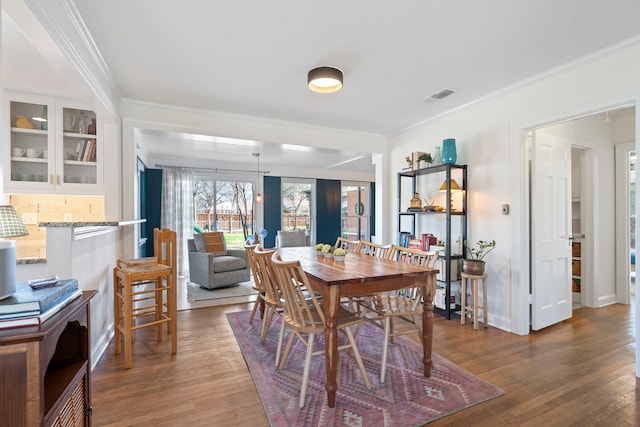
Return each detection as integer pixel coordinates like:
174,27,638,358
277,246,438,408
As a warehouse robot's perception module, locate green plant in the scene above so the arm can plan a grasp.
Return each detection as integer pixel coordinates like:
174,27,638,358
417,152,433,164
322,244,335,254
334,248,346,256
315,243,325,251
465,240,496,261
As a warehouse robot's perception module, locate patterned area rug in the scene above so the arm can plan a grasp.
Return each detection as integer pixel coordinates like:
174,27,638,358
187,281,257,302
227,310,504,427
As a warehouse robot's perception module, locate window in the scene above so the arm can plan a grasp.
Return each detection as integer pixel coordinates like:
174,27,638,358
193,177,255,248
282,179,314,242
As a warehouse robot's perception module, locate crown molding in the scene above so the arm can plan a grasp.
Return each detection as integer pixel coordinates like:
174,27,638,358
23,0,121,116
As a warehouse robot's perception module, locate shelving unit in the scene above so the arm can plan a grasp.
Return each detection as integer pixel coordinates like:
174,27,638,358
397,163,467,319
0,291,95,426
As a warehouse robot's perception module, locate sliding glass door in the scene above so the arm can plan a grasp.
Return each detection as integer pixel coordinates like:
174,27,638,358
341,182,370,241
281,179,315,244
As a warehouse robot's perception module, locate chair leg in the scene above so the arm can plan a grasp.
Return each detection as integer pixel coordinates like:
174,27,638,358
344,326,371,389
275,317,286,367
299,333,315,408
248,297,260,323
260,307,275,342
279,331,296,370
381,316,391,383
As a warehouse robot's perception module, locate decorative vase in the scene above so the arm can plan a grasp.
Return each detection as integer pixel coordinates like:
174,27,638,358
442,138,457,165
316,250,324,257
324,252,334,259
462,259,485,275
334,255,345,262
434,147,442,166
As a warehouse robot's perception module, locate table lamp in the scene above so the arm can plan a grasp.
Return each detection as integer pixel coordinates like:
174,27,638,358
439,179,463,211
0,205,29,300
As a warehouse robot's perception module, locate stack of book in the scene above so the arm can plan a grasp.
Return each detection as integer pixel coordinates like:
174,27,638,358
0,278,81,330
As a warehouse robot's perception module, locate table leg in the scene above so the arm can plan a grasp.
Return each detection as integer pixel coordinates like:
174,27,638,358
422,274,435,377
323,286,340,408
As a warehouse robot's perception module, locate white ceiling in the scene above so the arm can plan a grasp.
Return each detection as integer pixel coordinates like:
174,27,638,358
4,1,640,173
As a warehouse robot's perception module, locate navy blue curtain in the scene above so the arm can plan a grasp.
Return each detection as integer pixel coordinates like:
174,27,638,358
144,168,163,256
316,179,341,245
263,176,281,248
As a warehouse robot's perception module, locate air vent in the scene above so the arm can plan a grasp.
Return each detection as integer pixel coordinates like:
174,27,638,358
423,88,455,102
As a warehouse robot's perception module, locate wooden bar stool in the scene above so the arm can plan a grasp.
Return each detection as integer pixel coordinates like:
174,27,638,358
460,272,488,330
113,229,177,368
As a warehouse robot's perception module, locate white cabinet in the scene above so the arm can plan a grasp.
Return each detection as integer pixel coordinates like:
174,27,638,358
4,92,102,194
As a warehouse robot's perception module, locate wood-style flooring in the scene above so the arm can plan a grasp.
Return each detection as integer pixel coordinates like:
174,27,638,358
91,302,638,427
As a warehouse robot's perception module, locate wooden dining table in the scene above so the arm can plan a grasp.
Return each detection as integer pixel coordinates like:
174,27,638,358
277,246,438,408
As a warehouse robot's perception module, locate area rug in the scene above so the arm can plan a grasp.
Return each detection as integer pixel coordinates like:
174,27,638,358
187,280,257,302
227,310,504,427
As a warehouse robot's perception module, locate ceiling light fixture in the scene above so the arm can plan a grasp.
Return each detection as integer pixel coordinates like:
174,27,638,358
308,66,343,93
253,153,263,203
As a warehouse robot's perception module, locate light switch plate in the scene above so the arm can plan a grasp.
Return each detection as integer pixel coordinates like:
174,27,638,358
22,213,38,225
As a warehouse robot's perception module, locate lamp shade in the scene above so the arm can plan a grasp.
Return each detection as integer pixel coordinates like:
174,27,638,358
308,66,343,93
0,205,29,238
0,205,28,300
439,179,462,192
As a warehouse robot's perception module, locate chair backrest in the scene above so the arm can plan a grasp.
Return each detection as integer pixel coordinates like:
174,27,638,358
387,244,439,268
335,237,360,253
356,241,392,259
244,243,262,290
192,231,227,255
154,228,178,276
253,247,281,306
270,252,324,331
276,229,308,248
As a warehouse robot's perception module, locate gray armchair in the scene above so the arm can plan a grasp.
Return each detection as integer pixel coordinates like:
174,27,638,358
188,232,250,289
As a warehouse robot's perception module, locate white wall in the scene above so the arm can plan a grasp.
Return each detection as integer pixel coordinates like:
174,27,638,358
388,40,640,335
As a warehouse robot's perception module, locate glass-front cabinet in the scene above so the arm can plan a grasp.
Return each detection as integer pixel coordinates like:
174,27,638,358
4,92,101,193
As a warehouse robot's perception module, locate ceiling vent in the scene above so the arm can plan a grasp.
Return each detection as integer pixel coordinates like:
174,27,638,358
423,88,455,102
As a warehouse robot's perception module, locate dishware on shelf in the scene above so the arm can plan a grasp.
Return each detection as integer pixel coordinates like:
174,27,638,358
42,150,48,159
26,148,42,158
64,112,76,132
12,147,26,157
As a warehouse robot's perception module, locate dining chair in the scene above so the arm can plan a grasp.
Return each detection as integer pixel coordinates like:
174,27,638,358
270,251,372,408
253,247,288,367
355,240,392,258
334,236,360,252
357,244,438,383
244,243,264,323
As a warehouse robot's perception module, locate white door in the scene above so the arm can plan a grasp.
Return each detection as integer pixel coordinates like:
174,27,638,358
531,130,573,330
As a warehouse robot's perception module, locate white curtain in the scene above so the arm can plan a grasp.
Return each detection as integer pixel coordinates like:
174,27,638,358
161,166,193,276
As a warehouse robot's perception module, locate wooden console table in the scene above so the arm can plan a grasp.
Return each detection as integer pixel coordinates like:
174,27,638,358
0,291,96,426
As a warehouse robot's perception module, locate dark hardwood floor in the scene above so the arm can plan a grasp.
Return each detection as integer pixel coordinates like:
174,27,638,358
91,302,638,426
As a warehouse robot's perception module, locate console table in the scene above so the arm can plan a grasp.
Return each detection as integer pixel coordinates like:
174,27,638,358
0,291,96,426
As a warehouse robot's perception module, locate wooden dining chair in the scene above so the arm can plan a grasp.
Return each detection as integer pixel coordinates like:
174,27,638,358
244,243,265,323
253,247,288,367
270,251,371,408
358,244,438,383
355,240,392,258
334,236,360,252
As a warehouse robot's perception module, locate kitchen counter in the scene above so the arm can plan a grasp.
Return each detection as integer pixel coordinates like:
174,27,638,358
40,219,145,240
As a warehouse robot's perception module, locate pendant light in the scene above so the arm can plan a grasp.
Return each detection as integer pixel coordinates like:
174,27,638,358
253,153,263,203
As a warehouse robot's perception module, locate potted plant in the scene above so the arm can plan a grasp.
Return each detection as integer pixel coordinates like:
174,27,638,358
322,244,335,258
333,248,346,261
417,152,433,169
315,243,325,256
462,240,496,275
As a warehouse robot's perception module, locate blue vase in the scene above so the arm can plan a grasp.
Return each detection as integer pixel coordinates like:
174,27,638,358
442,138,456,164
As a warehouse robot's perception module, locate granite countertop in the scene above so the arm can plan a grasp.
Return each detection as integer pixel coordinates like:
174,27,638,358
39,219,146,227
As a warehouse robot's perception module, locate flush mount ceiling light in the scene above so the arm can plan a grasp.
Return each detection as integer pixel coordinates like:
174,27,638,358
308,66,343,93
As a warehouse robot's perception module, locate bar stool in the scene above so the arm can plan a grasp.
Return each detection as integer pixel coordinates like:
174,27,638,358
460,272,488,330
114,228,177,368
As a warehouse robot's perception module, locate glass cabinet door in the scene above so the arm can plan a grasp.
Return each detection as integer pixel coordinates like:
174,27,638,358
61,107,97,185
9,101,51,184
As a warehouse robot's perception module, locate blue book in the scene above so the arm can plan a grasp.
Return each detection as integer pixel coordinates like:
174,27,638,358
0,279,79,315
